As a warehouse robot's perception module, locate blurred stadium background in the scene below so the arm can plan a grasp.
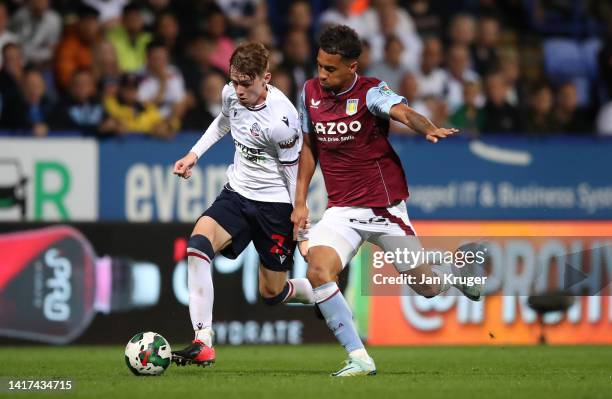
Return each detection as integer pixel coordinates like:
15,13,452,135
0,0,611,393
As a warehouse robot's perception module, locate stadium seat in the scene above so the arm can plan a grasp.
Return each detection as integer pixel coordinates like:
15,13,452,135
571,76,591,107
543,39,588,81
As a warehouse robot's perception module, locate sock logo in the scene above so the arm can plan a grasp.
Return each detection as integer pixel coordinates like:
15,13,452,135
197,322,203,329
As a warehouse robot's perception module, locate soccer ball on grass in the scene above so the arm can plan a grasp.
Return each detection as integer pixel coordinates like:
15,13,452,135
124,332,172,376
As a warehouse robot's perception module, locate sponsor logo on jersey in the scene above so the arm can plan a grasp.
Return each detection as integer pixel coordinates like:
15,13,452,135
346,99,359,116
233,109,238,117
310,98,321,108
314,121,362,135
234,138,265,163
278,135,298,149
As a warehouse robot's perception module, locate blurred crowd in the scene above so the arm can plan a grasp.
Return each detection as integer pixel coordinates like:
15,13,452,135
0,0,611,139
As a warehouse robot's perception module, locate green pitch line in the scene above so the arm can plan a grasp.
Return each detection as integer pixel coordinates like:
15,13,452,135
0,345,610,399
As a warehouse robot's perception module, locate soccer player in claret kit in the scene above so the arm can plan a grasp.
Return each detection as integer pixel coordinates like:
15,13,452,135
171,43,314,367
291,25,484,376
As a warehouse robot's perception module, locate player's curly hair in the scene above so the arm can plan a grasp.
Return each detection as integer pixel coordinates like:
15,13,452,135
229,42,270,79
319,25,362,60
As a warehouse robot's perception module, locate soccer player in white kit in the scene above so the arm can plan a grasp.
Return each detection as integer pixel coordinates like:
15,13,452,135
172,43,313,367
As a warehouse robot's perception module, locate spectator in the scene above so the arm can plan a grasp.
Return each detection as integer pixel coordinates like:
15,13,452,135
598,12,612,100
471,15,500,75
404,0,443,37
106,2,152,72
9,68,54,136
482,72,521,134
0,1,19,69
82,0,129,27
203,9,235,76
279,29,314,103
367,35,408,92
287,0,313,40
444,44,480,112
0,42,24,125
247,23,281,69
183,72,225,131
92,40,121,97
154,11,180,63
357,39,372,76
449,80,484,137
596,101,612,136
137,40,186,132
525,82,557,135
50,68,113,135
363,0,423,72
215,0,267,39
179,34,222,100
498,49,524,106
103,72,168,137
428,95,449,129
413,36,446,99
142,0,173,28
391,72,431,135
270,67,295,101
54,5,101,91
318,0,369,37
9,0,61,67
554,82,592,134
448,13,476,47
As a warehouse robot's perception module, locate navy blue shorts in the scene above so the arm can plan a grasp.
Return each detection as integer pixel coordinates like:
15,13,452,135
201,184,296,271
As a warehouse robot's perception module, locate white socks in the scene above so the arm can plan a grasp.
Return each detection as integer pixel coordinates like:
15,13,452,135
187,252,214,335
286,278,315,304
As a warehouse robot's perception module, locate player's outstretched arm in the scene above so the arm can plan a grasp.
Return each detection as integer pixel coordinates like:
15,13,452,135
291,132,316,240
173,112,231,179
389,103,458,143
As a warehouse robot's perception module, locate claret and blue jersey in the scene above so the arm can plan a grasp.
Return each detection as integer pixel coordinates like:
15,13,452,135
299,75,410,208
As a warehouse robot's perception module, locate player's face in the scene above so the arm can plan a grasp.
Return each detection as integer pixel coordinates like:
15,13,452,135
316,49,358,92
230,67,271,107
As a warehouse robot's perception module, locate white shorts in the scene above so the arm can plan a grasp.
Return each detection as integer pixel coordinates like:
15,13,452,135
308,201,421,269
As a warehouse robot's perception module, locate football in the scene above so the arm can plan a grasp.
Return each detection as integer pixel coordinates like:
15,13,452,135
124,332,172,376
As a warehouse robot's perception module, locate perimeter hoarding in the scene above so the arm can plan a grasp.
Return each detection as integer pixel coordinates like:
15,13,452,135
363,221,612,345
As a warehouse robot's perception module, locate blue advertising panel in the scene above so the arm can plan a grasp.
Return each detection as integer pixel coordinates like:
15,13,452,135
98,134,612,221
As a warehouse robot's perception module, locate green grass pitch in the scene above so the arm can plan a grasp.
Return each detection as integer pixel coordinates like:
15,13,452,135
0,345,610,399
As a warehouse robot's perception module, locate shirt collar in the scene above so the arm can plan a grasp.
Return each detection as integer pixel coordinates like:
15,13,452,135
333,74,359,96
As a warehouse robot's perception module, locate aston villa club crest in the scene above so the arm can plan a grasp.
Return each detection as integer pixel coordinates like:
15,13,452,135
250,122,262,137
346,99,359,116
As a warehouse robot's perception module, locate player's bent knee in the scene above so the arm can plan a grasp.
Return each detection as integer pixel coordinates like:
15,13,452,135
307,265,333,287
258,280,283,300
187,234,215,261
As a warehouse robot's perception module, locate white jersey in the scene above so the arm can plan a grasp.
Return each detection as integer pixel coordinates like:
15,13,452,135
221,83,301,203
